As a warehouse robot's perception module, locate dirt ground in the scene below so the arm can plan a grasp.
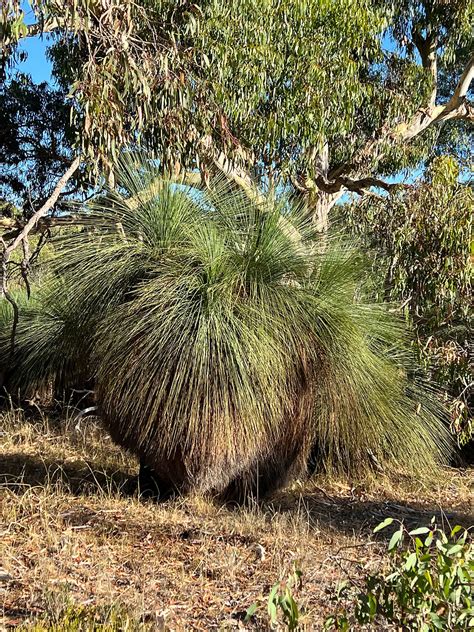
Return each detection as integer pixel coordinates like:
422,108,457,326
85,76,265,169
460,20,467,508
1,406,473,630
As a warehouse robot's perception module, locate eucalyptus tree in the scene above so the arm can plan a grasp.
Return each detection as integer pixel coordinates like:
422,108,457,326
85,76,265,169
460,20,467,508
2,1,472,228
196,0,474,228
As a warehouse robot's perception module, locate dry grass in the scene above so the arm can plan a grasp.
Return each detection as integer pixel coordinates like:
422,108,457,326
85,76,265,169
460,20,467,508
1,405,473,630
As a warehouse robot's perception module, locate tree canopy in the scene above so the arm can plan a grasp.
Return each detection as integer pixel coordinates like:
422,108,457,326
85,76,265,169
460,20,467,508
0,76,78,212
0,0,472,334
1,0,472,208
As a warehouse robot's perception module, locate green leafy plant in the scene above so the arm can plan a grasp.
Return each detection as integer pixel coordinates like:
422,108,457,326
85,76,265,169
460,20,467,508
245,565,303,630
325,518,474,631
267,565,303,631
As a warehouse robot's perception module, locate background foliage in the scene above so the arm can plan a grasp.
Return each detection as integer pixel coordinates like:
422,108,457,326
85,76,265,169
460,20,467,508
342,156,473,445
0,75,78,212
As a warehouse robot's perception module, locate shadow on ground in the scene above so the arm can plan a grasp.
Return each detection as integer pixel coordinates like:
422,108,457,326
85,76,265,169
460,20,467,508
269,486,473,536
0,452,133,497
1,451,472,539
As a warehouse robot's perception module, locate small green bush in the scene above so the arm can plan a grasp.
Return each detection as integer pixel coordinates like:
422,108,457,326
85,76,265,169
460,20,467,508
325,518,474,631
267,565,303,631
245,564,303,630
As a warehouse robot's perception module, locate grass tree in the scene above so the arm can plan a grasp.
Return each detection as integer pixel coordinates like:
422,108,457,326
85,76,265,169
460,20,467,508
0,156,452,498
0,277,91,402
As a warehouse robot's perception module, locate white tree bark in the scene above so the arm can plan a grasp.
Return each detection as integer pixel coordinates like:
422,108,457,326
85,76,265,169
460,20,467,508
0,156,81,365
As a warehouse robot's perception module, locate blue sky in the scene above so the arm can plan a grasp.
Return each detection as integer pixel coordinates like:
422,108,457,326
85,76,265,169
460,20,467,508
15,36,52,83
13,0,52,82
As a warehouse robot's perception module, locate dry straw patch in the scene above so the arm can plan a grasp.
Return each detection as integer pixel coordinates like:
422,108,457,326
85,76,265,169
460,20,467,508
1,407,473,630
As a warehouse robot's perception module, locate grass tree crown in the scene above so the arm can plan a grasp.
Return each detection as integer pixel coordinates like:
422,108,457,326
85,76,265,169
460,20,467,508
1,155,453,497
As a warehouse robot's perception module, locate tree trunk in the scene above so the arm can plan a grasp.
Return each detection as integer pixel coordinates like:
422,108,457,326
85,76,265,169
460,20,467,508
308,142,343,233
312,190,342,233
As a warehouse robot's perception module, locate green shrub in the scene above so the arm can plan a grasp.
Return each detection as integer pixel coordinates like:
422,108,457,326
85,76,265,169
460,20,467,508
325,519,474,631
267,565,303,631
245,565,303,630
342,156,473,445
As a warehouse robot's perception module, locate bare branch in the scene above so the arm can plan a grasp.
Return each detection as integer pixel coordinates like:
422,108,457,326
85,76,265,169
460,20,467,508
2,156,81,261
0,215,90,241
0,156,81,370
327,53,474,188
452,54,474,101
126,170,204,210
211,150,267,206
20,237,31,299
382,53,474,142
317,174,399,195
294,171,401,203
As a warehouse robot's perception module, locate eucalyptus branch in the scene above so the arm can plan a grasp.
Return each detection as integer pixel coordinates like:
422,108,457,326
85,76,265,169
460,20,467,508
0,215,90,241
325,54,474,192
390,52,474,142
293,172,401,201
0,156,81,366
210,148,304,245
451,54,474,101
2,157,80,260
318,175,399,195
